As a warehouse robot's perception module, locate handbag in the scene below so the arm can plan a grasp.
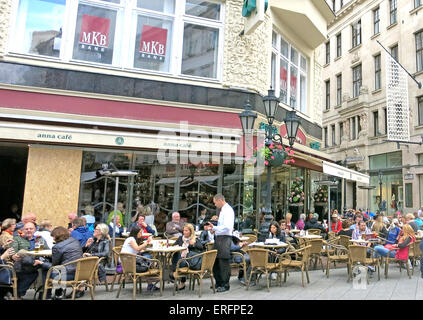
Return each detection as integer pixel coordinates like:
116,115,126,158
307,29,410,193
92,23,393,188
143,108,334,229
186,251,202,270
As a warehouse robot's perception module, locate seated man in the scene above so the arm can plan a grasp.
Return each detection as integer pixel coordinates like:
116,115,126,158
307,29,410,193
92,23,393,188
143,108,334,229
351,220,373,243
165,212,185,238
199,221,215,247
304,213,326,234
70,217,93,247
11,222,47,299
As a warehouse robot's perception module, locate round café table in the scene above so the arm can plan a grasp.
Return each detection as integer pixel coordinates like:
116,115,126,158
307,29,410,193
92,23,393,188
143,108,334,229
24,249,52,257
146,246,186,284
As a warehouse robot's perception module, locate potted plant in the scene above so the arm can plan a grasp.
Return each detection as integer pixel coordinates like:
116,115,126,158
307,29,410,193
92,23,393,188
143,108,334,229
288,177,305,205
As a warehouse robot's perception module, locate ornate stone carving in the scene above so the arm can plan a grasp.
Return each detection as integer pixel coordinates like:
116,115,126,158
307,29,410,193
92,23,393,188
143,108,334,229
223,0,270,95
359,113,368,137
0,0,12,58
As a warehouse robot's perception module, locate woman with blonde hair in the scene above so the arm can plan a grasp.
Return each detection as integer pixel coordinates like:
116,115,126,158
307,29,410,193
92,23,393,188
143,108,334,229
374,224,416,259
371,215,388,238
171,223,204,290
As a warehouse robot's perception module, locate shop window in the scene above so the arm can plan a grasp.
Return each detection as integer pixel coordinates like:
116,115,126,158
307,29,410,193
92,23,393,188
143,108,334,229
137,0,175,13
12,0,67,57
72,4,118,65
185,0,221,20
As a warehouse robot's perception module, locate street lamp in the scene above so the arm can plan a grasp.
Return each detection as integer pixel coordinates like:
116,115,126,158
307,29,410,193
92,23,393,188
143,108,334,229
239,89,301,241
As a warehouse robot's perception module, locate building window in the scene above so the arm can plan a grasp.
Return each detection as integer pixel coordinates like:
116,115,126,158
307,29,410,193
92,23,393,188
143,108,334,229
331,124,336,146
384,107,388,134
418,153,423,165
390,0,397,25
325,41,330,64
418,96,423,125
351,117,356,140
374,54,381,90
405,183,413,208
373,7,380,35
352,64,362,98
325,80,330,110
416,0,422,9
352,19,361,48
336,33,342,58
391,44,399,62
324,127,328,147
272,32,308,112
10,0,224,80
373,111,379,136
339,122,343,142
12,0,67,57
336,74,342,106
416,30,423,72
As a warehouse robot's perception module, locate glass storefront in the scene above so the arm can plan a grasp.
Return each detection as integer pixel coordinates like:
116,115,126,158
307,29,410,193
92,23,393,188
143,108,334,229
78,149,244,234
78,148,337,234
369,151,403,214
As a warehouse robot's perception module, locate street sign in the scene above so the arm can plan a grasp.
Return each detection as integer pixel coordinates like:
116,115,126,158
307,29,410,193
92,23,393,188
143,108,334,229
345,156,364,162
404,173,414,180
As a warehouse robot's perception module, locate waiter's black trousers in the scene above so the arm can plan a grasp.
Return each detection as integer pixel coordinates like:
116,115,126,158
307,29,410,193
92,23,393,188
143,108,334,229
213,258,231,288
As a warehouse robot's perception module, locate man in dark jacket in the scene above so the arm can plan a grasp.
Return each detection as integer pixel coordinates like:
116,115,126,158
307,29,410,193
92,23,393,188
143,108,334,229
304,213,326,234
70,218,93,247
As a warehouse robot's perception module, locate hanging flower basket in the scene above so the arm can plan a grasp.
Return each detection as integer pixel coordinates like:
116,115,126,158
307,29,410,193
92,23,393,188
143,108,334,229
247,142,295,167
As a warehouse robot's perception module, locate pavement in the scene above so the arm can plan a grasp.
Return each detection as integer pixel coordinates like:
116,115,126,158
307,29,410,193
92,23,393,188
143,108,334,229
23,262,423,300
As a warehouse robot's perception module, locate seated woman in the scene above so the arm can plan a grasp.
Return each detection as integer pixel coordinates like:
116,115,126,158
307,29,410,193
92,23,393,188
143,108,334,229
230,232,250,285
267,222,287,254
34,227,83,299
371,215,388,239
373,224,415,259
108,215,124,238
338,220,353,237
171,223,204,291
120,226,157,292
385,219,401,244
83,223,110,284
295,214,306,230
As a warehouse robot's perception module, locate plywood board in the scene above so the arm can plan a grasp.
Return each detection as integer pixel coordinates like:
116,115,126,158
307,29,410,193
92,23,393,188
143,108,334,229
22,146,82,228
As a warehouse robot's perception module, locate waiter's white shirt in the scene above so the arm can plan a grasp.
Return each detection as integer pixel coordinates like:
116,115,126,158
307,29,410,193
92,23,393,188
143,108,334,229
212,203,234,236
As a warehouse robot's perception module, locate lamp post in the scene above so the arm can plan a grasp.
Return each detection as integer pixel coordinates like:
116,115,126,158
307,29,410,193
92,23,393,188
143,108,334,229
239,89,301,241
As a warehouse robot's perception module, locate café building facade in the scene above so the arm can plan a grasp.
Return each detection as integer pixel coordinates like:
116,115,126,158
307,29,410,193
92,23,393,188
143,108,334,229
0,0,359,229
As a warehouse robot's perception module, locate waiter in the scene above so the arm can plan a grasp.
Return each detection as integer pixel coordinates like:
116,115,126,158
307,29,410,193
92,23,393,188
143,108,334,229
207,193,234,293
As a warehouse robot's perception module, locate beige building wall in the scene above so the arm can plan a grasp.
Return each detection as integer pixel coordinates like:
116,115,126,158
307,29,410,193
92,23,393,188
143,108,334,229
22,146,82,228
0,0,11,58
320,0,423,212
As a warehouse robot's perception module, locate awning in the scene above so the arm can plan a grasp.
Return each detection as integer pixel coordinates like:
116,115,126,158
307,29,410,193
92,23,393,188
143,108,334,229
322,161,370,184
156,176,188,185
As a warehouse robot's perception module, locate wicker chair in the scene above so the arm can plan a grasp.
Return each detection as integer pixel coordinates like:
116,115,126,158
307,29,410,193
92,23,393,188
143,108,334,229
409,240,422,275
112,238,126,248
116,253,162,300
230,251,248,286
173,249,218,298
325,243,349,278
339,235,351,249
348,245,380,282
243,234,257,245
42,256,99,300
246,248,279,292
384,245,412,279
307,229,322,236
307,239,325,272
0,263,17,299
278,245,312,287
109,246,123,292
205,242,215,251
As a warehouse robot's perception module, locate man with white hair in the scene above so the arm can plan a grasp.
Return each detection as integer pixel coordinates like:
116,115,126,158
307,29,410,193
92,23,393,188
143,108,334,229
165,212,184,238
14,213,38,236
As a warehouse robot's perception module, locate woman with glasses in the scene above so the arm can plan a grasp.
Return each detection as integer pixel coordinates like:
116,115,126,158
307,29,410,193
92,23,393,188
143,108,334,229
83,223,111,284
